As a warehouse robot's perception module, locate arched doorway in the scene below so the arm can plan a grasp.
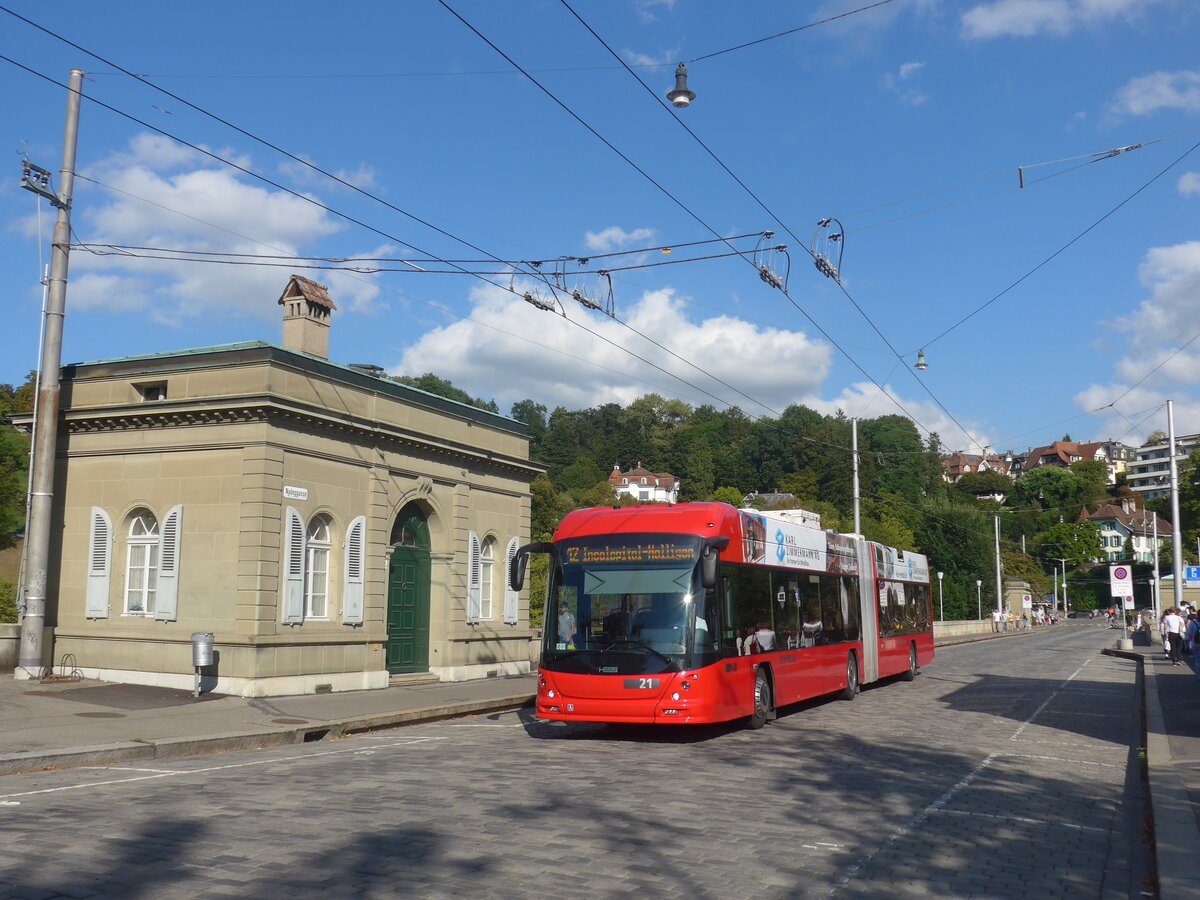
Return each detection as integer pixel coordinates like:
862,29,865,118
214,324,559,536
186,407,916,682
386,503,431,674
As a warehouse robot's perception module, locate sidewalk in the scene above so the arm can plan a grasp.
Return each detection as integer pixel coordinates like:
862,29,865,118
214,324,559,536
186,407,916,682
1107,638,1200,899
0,671,536,776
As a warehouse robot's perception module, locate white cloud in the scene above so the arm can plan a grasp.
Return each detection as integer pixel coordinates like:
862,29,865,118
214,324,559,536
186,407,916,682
962,0,1155,39
623,47,680,68
1111,71,1200,116
1179,172,1200,197
1079,238,1200,439
584,225,656,252
59,133,383,325
391,284,833,414
882,62,928,106
636,0,677,24
814,381,994,455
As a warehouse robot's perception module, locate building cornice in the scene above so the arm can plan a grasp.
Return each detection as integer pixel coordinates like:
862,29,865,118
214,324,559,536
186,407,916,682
18,396,544,480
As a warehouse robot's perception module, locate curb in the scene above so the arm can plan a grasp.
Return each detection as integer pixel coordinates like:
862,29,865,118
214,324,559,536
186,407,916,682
0,693,534,777
1104,644,1200,899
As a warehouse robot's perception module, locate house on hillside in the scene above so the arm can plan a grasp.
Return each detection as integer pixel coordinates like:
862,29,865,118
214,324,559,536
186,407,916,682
14,275,543,697
609,463,680,504
1078,497,1167,565
942,450,1013,484
1022,440,1110,480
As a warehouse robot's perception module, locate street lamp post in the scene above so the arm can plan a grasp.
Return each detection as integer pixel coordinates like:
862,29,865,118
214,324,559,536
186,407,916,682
976,579,982,621
937,571,944,622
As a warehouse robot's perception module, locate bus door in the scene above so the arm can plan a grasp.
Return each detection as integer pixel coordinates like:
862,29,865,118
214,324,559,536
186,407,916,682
856,539,879,683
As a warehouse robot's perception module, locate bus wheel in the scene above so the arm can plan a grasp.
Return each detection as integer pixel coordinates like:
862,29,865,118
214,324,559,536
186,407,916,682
748,669,771,729
902,644,918,681
839,653,859,701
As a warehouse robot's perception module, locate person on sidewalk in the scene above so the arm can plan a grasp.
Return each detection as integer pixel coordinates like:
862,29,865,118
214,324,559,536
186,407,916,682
1185,613,1200,677
1162,607,1186,666
1160,609,1172,658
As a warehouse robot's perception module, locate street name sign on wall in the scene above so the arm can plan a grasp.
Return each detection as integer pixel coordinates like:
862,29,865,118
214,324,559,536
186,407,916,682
1109,565,1133,597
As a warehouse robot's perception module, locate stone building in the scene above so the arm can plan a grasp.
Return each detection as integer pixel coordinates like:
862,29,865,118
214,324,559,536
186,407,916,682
22,276,541,696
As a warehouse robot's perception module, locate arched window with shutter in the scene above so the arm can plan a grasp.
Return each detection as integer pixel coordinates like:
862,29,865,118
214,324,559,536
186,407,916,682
480,537,495,620
124,510,159,616
342,516,366,625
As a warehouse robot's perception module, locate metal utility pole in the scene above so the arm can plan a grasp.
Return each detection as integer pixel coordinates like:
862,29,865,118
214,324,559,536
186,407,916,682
1052,558,1069,612
17,68,83,677
994,515,1003,615
851,417,861,536
1152,512,1161,620
1168,400,1184,611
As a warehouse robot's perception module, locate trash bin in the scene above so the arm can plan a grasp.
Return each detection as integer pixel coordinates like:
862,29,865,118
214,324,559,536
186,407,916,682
191,632,214,668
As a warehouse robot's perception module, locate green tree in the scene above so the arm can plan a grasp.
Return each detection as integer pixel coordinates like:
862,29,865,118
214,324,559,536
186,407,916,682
1037,520,1103,567
1009,466,1083,511
712,486,744,507
509,399,547,453
1069,459,1110,508
954,470,1012,499
390,372,497,411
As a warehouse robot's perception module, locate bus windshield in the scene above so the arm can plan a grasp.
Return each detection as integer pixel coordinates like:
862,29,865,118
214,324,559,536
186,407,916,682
542,533,707,676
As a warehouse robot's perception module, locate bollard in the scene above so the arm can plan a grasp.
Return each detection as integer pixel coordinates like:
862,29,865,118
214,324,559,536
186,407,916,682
191,632,214,698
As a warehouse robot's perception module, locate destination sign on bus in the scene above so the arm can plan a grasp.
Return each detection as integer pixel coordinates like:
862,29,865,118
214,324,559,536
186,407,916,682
563,540,697,566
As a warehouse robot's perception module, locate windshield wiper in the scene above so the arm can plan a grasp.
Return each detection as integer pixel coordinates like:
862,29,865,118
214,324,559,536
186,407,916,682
601,637,679,668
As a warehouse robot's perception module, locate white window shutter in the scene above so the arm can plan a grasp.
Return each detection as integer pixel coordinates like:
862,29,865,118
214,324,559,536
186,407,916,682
282,506,306,624
85,507,112,619
503,537,519,624
467,531,482,624
154,504,183,621
342,515,366,625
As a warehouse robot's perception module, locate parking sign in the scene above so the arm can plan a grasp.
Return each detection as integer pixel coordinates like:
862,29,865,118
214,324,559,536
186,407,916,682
1109,565,1133,597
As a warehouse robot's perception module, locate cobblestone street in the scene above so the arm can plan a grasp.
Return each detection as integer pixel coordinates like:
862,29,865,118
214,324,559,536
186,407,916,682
0,625,1142,899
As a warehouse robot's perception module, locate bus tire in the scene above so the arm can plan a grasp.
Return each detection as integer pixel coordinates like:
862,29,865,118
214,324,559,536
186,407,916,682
840,653,859,701
901,644,918,681
748,668,771,729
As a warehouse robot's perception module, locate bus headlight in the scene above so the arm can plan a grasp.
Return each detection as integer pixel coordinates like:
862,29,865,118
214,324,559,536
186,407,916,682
672,692,681,701
546,690,556,698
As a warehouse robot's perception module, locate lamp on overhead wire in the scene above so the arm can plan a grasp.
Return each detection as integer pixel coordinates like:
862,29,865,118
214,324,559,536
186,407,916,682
915,349,928,371
667,63,696,108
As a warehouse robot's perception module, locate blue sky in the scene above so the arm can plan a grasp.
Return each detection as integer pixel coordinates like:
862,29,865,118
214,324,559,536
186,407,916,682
2,0,1199,457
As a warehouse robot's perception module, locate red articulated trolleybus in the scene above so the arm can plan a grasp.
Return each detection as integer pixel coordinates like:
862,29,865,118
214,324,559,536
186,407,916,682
510,502,933,729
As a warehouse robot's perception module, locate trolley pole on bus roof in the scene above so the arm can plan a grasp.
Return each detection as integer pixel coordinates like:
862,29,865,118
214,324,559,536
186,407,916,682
17,68,83,678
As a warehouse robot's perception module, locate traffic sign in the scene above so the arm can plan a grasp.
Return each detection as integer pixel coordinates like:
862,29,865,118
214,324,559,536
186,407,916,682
1187,566,1200,583
1109,565,1133,597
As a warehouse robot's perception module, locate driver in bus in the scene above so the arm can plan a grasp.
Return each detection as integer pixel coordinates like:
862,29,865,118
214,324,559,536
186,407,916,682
557,602,576,647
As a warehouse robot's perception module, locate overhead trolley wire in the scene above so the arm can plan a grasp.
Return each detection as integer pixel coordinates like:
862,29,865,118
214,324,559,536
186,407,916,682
557,0,990,456
917,136,1200,353
684,0,901,64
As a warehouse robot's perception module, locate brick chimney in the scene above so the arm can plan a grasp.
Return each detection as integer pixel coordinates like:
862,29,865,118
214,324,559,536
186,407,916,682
278,274,336,359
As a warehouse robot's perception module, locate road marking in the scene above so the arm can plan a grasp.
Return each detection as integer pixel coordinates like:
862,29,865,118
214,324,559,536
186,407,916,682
934,808,1106,833
1003,753,1121,769
80,766,182,774
0,735,446,803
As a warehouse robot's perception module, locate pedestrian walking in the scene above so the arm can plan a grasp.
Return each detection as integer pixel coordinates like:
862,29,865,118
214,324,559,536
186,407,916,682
1162,608,1186,666
1185,613,1200,676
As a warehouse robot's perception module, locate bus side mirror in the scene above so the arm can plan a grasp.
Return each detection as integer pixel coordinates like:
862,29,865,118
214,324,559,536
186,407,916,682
701,536,730,589
510,541,552,592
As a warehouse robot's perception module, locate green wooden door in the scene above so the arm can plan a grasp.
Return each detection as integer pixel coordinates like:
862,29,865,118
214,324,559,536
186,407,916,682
387,545,430,674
